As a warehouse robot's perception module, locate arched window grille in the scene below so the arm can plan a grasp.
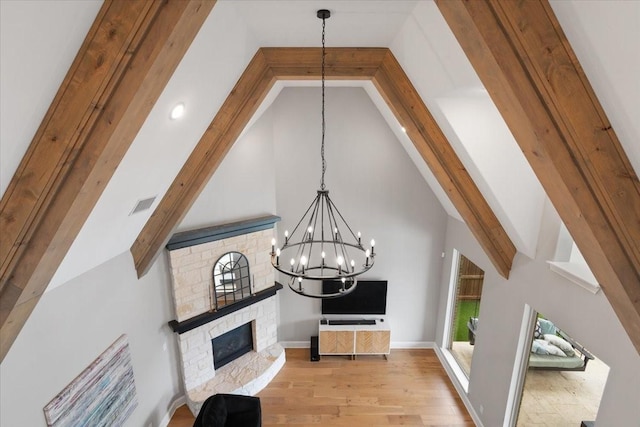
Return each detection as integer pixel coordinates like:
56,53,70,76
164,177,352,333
211,251,252,310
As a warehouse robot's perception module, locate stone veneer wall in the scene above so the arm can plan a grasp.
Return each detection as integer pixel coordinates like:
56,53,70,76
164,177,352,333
177,296,278,390
166,222,282,404
167,229,274,322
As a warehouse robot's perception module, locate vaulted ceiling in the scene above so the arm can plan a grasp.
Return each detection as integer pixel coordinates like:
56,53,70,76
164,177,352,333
1,0,638,361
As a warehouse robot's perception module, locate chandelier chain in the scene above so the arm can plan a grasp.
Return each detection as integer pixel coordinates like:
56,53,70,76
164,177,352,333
320,14,327,191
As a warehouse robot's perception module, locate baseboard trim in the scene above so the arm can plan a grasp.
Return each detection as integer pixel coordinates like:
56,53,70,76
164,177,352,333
281,341,437,349
434,346,483,427
160,394,188,427
281,341,309,348
391,341,435,349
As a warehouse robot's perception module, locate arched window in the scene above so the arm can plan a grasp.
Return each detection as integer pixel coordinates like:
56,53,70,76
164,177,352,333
212,251,251,310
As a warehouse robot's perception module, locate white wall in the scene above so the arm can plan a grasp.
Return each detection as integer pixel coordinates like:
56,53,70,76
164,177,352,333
47,1,260,291
273,87,448,344
178,108,276,231
0,0,102,196
0,252,182,427
390,0,547,259
436,200,640,426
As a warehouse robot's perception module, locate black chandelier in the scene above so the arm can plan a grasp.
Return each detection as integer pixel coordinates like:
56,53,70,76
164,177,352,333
270,9,376,298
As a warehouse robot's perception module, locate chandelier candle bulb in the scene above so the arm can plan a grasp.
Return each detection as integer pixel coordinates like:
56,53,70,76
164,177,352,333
276,248,281,266
365,249,370,266
284,230,289,244
271,238,276,255
290,258,295,272
351,259,355,272
371,239,376,256
357,231,361,244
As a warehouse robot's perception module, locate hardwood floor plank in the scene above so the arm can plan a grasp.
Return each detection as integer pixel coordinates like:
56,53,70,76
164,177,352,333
168,348,473,426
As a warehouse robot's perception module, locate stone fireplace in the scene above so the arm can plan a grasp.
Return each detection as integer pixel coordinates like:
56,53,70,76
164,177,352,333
165,216,284,414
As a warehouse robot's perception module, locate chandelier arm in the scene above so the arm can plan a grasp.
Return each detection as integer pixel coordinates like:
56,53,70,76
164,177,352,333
320,193,326,272
275,241,374,270
286,200,314,274
287,276,358,299
323,198,342,263
280,241,365,251
273,260,374,281
340,243,352,273
322,198,353,272
284,192,322,247
326,193,362,246
303,199,323,273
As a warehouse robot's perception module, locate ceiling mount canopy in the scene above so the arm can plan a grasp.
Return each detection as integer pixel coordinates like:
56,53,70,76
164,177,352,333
270,9,376,298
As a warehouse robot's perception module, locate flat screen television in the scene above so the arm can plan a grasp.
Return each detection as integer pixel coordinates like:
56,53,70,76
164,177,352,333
321,280,388,315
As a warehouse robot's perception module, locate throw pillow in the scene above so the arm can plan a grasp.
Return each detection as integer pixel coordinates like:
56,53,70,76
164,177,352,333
533,321,542,339
538,318,557,335
544,334,575,357
545,342,568,357
531,339,549,355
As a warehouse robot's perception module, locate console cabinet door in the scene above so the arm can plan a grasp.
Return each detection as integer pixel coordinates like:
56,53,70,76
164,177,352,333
319,330,354,354
356,330,390,354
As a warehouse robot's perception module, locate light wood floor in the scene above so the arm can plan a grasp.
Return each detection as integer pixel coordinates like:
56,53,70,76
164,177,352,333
168,348,474,427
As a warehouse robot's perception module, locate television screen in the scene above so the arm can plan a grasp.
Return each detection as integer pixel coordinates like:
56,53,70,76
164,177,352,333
321,280,388,315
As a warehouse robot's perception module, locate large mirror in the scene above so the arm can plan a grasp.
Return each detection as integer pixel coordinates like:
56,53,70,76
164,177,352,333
212,251,251,310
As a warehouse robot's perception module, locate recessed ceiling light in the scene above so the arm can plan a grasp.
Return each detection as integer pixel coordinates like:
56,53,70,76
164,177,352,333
170,103,185,120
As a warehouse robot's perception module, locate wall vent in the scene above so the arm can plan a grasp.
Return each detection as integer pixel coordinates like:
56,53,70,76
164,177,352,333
130,196,157,215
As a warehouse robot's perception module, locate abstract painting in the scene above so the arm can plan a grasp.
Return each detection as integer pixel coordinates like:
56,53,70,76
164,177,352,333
43,334,138,426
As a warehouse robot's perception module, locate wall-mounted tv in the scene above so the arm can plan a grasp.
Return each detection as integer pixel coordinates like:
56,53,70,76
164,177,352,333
321,280,388,315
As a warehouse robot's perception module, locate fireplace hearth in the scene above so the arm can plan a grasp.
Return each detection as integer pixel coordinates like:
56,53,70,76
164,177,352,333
213,322,253,369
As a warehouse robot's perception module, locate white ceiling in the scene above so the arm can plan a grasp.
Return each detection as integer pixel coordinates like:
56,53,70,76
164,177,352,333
0,1,638,290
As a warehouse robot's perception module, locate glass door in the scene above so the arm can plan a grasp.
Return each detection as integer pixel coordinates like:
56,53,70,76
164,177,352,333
447,252,485,378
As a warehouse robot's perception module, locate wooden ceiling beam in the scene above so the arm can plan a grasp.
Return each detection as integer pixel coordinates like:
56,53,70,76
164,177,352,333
0,0,215,362
132,47,516,280
131,49,277,274
437,0,640,354
373,50,516,277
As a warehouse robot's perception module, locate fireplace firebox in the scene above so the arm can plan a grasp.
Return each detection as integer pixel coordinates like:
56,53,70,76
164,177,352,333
212,322,253,369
